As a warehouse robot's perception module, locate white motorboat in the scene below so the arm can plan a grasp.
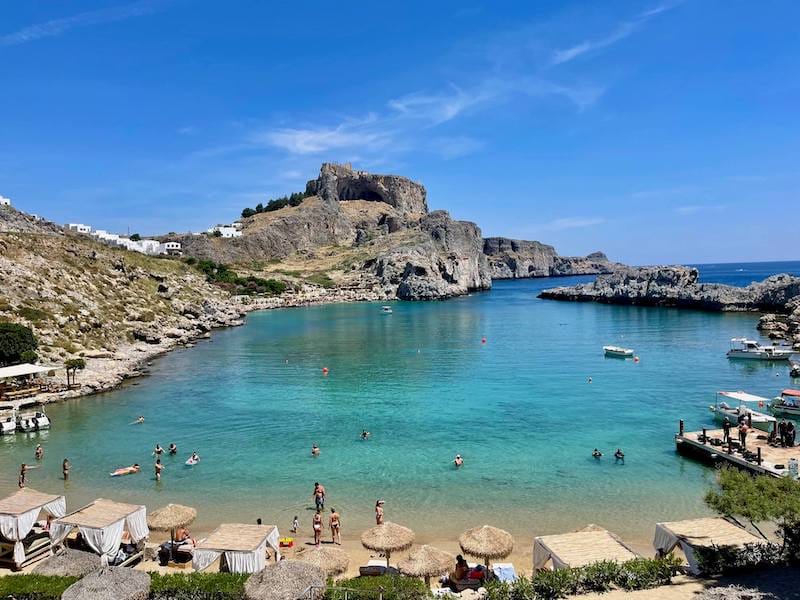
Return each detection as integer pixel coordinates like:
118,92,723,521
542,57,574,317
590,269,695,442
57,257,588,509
790,362,800,378
603,345,634,358
726,338,794,361
0,406,16,436
771,389,800,419
710,391,777,432
381,306,393,314
17,410,50,432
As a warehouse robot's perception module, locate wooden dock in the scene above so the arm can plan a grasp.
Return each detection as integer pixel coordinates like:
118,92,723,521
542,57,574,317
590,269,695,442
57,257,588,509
675,420,799,478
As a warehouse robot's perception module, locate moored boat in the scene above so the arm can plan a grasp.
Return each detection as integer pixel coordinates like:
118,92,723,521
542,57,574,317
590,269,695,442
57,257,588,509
17,410,50,432
603,345,634,358
710,391,776,432
726,338,794,361
381,306,393,314
0,406,16,436
771,389,800,419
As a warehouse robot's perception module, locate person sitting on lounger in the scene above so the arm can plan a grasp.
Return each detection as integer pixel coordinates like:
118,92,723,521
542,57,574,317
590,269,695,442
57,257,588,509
454,555,469,581
468,564,487,582
111,464,140,477
175,526,195,546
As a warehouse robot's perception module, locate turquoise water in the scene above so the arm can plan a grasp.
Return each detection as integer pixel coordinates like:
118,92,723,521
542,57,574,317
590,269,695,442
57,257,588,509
0,274,795,544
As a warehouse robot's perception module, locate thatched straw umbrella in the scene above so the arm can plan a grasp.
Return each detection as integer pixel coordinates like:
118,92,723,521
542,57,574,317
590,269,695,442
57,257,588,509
459,525,514,570
398,544,455,586
147,503,197,561
32,549,99,577
61,566,150,600
360,521,415,568
296,545,349,577
244,560,325,600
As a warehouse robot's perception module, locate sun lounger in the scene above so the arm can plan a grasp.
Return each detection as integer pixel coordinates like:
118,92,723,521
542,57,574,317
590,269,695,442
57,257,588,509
359,559,399,577
0,531,51,571
492,562,517,582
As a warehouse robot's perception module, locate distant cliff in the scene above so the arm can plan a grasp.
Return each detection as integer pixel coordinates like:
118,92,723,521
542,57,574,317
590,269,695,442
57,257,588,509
539,266,800,312
482,237,618,279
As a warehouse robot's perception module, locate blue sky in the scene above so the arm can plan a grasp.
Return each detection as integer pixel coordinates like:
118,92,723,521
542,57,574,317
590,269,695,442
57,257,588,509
1,1,798,264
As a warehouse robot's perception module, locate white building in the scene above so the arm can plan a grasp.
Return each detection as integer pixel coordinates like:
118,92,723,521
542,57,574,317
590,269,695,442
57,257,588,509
160,241,182,255
67,223,92,234
207,225,242,238
0,195,10,207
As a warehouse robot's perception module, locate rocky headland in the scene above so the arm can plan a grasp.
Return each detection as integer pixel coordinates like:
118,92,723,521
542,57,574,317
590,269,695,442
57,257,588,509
539,265,800,348
482,237,618,279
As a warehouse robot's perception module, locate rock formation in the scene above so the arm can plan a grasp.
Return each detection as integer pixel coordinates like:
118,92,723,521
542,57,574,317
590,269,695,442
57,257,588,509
482,237,617,279
539,266,800,314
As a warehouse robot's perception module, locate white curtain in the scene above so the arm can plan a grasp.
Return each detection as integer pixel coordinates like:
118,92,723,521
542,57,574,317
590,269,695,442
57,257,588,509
193,548,222,572
42,497,66,519
652,524,679,555
0,507,41,566
224,549,261,573
125,506,149,543
265,527,281,561
48,521,73,549
80,519,125,566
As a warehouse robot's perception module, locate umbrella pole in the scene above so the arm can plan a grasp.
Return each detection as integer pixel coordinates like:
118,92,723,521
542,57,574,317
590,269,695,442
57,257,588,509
386,550,391,569
170,527,175,563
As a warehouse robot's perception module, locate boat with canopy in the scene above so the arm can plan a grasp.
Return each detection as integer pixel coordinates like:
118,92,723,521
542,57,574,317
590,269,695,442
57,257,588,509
770,389,800,419
710,391,777,432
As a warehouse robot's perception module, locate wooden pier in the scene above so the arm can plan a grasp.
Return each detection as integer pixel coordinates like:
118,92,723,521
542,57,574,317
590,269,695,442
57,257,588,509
675,420,799,478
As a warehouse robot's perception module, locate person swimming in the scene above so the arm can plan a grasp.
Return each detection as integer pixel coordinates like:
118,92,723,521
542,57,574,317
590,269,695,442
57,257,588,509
153,443,164,456
454,454,464,467
361,430,370,440
614,448,625,462
592,449,603,459
111,464,140,477
135,416,145,424
34,444,44,460
311,443,320,456
168,443,177,455
190,452,200,463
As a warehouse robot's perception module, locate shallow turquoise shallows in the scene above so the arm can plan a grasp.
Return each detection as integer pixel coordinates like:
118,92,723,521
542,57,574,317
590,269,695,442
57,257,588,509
1,272,797,543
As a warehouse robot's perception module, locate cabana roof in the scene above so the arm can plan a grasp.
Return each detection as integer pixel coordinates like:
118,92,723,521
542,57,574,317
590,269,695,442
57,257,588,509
0,364,59,380
196,523,277,553
655,517,764,551
57,498,143,529
0,488,63,516
534,528,638,570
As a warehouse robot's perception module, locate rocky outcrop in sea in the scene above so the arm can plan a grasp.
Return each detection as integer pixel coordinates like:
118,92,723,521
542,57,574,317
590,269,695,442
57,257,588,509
482,237,617,279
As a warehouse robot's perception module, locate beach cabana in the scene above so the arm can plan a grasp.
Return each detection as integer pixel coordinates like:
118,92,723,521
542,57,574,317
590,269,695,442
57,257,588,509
653,517,766,574
192,523,280,574
533,527,639,571
0,487,66,570
50,498,149,567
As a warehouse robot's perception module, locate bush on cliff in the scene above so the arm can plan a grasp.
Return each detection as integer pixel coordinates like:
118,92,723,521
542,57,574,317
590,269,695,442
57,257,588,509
0,321,38,366
194,260,286,296
241,191,309,219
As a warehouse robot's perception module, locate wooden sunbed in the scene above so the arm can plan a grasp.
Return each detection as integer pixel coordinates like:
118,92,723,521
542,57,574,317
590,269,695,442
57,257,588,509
0,530,51,571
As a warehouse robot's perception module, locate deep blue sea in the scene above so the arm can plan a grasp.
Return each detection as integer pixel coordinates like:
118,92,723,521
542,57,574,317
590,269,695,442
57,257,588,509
1,261,798,544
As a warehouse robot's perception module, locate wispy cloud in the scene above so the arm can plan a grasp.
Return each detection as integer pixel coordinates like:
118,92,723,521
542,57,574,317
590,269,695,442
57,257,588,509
540,217,606,231
1,1,165,46
253,115,394,155
551,2,682,66
675,204,724,215
430,136,484,160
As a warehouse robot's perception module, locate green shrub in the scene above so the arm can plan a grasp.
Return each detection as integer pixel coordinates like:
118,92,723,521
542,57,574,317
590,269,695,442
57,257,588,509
20,349,39,363
305,272,335,288
241,191,309,219
0,574,78,599
149,572,248,600
0,321,38,366
576,560,620,592
193,260,286,296
531,567,579,598
694,542,784,576
325,575,430,600
615,557,678,591
18,306,51,323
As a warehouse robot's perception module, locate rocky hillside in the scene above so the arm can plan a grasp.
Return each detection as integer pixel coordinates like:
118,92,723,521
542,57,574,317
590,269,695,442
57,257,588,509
179,163,492,300
0,205,62,235
0,224,245,394
482,237,618,279
539,265,800,313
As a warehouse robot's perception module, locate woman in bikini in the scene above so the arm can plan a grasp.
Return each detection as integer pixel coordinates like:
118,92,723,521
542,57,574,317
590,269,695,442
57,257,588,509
329,508,341,545
375,500,385,525
312,509,323,546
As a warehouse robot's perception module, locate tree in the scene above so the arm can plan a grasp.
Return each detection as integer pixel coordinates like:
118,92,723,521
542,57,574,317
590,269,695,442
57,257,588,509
0,322,38,366
19,350,38,364
255,202,264,213
241,208,256,218
705,467,800,561
212,229,222,237
65,358,86,387
130,233,142,241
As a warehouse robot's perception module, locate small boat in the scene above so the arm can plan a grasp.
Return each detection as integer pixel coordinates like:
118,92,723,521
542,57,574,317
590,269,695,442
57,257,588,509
726,338,794,361
603,345,634,358
381,306,393,314
790,362,800,378
17,410,50,432
0,406,16,436
710,391,776,432
771,389,800,419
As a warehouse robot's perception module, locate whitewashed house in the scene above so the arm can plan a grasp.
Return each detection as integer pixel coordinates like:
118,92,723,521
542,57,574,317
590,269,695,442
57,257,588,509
67,223,92,234
0,195,10,207
207,224,242,238
160,241,182,255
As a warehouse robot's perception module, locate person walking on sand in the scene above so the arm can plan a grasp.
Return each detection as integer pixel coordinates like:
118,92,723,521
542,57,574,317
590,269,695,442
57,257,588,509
34,444,44,461
154,459,164,482
312,509,323,546
291,516,299,534
62,458,71,481
329,508,341,545
375,499,385,525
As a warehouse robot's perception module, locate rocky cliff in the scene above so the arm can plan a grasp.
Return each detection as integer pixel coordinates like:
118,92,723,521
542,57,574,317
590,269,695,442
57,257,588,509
539,266,800,313
482,237,617,279
180,163,491,300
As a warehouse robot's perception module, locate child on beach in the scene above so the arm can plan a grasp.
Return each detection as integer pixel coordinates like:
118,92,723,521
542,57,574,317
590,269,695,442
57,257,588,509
291,516,299,533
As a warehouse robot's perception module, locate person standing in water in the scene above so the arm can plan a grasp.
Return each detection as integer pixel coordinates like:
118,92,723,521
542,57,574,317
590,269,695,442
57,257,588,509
19,463,37,488
375,500,385,525
453,454,464,468
168,443,177,455
329,508,341,545
361,430,370,440
312,509,323,546
592,449,603,459
34,444,44,461
614,449,625,463
153,443,164,457
311,443,320,456
154,459,164,482
312,482,326,510
62,458,71,481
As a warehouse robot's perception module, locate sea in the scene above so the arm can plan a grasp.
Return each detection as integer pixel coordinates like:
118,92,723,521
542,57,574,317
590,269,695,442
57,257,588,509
1,261,799,544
